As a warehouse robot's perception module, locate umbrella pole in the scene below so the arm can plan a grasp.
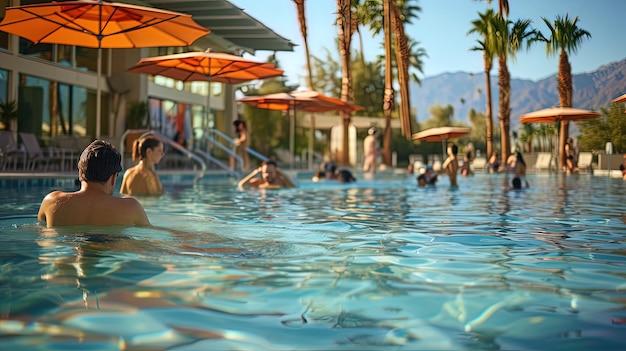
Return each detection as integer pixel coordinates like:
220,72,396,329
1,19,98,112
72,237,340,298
96,46,102,139
206,87,211,132
290,105,295,169
308,114,315,169
554,121,560,172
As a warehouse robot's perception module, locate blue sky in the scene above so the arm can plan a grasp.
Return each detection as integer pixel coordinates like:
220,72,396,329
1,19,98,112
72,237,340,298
230,0,625,87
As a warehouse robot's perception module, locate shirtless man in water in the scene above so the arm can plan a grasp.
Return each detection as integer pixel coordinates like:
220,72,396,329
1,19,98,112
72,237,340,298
38,140,150,227
238,160,297,190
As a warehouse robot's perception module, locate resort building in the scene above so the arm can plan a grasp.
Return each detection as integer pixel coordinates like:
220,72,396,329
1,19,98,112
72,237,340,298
0,0,295,159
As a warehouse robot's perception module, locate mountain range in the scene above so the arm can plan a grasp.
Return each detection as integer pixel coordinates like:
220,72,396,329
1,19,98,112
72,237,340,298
409,58,626,130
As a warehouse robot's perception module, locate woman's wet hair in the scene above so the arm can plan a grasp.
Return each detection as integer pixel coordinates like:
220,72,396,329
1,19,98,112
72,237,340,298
515,151,526,167
448,143,458,155
233,120,247,129
78,140,122,183
132,135,161,162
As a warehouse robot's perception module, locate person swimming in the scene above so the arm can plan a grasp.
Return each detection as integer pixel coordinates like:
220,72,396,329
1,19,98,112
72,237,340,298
38,140,150,227
238,160,297,190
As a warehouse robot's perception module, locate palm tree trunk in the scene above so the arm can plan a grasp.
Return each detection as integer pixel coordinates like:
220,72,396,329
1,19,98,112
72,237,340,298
382,0,393,166
558,50,572,170
294,0,314,90
484,55,493,158
498,54,511,168
391,1,412,141
337,0,354,166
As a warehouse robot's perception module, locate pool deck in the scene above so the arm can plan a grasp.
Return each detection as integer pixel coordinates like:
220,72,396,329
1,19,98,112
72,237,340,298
1,167,624,180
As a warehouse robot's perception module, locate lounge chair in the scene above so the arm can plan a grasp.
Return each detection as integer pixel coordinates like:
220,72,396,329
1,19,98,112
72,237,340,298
471,157,487,172
534,152,554,172
0,130,27,171
577,152,593,172
19,132,63,171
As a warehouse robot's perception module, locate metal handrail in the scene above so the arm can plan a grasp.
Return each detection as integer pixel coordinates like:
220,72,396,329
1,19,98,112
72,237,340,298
194,148,240,178
204,127,268,166
120,129,207,183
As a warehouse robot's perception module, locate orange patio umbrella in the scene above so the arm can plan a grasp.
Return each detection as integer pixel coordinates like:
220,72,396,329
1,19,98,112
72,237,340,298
412,126,471,160
612,93,626,103
238,90,362,168
519,107,600,124
128,50,284,84
520,106,600,169
128,50,284,131
0,0,210,138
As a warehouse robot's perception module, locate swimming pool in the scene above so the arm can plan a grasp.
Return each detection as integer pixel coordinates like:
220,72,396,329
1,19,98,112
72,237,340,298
1,172,625,350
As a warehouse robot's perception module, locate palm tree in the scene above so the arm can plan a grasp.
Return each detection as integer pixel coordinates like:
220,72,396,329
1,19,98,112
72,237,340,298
382,0,394,166
468,9,497,159
491,15,535,168
391,0,416,141
357,0,422,166
533,14,591,170
293,0,315,90
483,0,509,17
336,0,356,166
519,123,536,152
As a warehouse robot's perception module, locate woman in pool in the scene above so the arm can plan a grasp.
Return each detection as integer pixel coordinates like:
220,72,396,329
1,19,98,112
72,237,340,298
120,134,164,196
233,119,250,172
488,151,500,173
512,151,529,188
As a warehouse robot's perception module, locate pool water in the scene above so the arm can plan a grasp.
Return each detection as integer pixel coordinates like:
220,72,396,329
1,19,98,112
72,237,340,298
1,172,625,350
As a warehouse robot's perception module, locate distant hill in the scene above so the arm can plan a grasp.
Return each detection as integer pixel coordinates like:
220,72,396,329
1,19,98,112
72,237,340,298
410,58,626,130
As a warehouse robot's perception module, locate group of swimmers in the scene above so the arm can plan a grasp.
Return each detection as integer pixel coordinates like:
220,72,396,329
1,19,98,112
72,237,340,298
38,137,536,228
414,143,529,190
312,162,357,183
38,133,315,227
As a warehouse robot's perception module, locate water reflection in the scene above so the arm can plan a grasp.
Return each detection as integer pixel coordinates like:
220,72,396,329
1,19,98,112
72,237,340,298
1,173,626,350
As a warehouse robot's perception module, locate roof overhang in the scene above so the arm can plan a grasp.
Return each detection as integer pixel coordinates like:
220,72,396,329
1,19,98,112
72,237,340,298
139,0,296,55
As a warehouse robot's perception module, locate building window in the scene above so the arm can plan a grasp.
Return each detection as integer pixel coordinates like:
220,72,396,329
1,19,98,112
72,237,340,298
19,74,94,139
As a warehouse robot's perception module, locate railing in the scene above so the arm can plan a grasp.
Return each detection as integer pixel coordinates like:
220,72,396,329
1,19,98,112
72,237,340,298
197,128,269,178
120,129,207,183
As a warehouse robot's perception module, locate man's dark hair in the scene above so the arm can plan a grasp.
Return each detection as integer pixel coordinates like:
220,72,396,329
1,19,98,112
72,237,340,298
261,160,277,168
78,140,122,183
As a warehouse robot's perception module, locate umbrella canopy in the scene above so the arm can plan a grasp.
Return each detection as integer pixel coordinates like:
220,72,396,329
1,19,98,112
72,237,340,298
0,0,210,138
612,94,626,103
520,107,600,170
519,107,600,124
412,126,471,142
0,0,210,49
238,90,363,168
238,91,362,113
128,50,283,135
127,50,284,84
412,126,471,161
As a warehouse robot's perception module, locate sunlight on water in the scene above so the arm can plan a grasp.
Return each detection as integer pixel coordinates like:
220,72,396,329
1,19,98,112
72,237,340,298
1,172,625,350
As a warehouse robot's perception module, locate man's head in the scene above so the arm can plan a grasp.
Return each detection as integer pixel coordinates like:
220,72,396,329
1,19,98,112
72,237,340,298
417,174,427,187
78,140,122,184
261,160,278,183
368,127,377,135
